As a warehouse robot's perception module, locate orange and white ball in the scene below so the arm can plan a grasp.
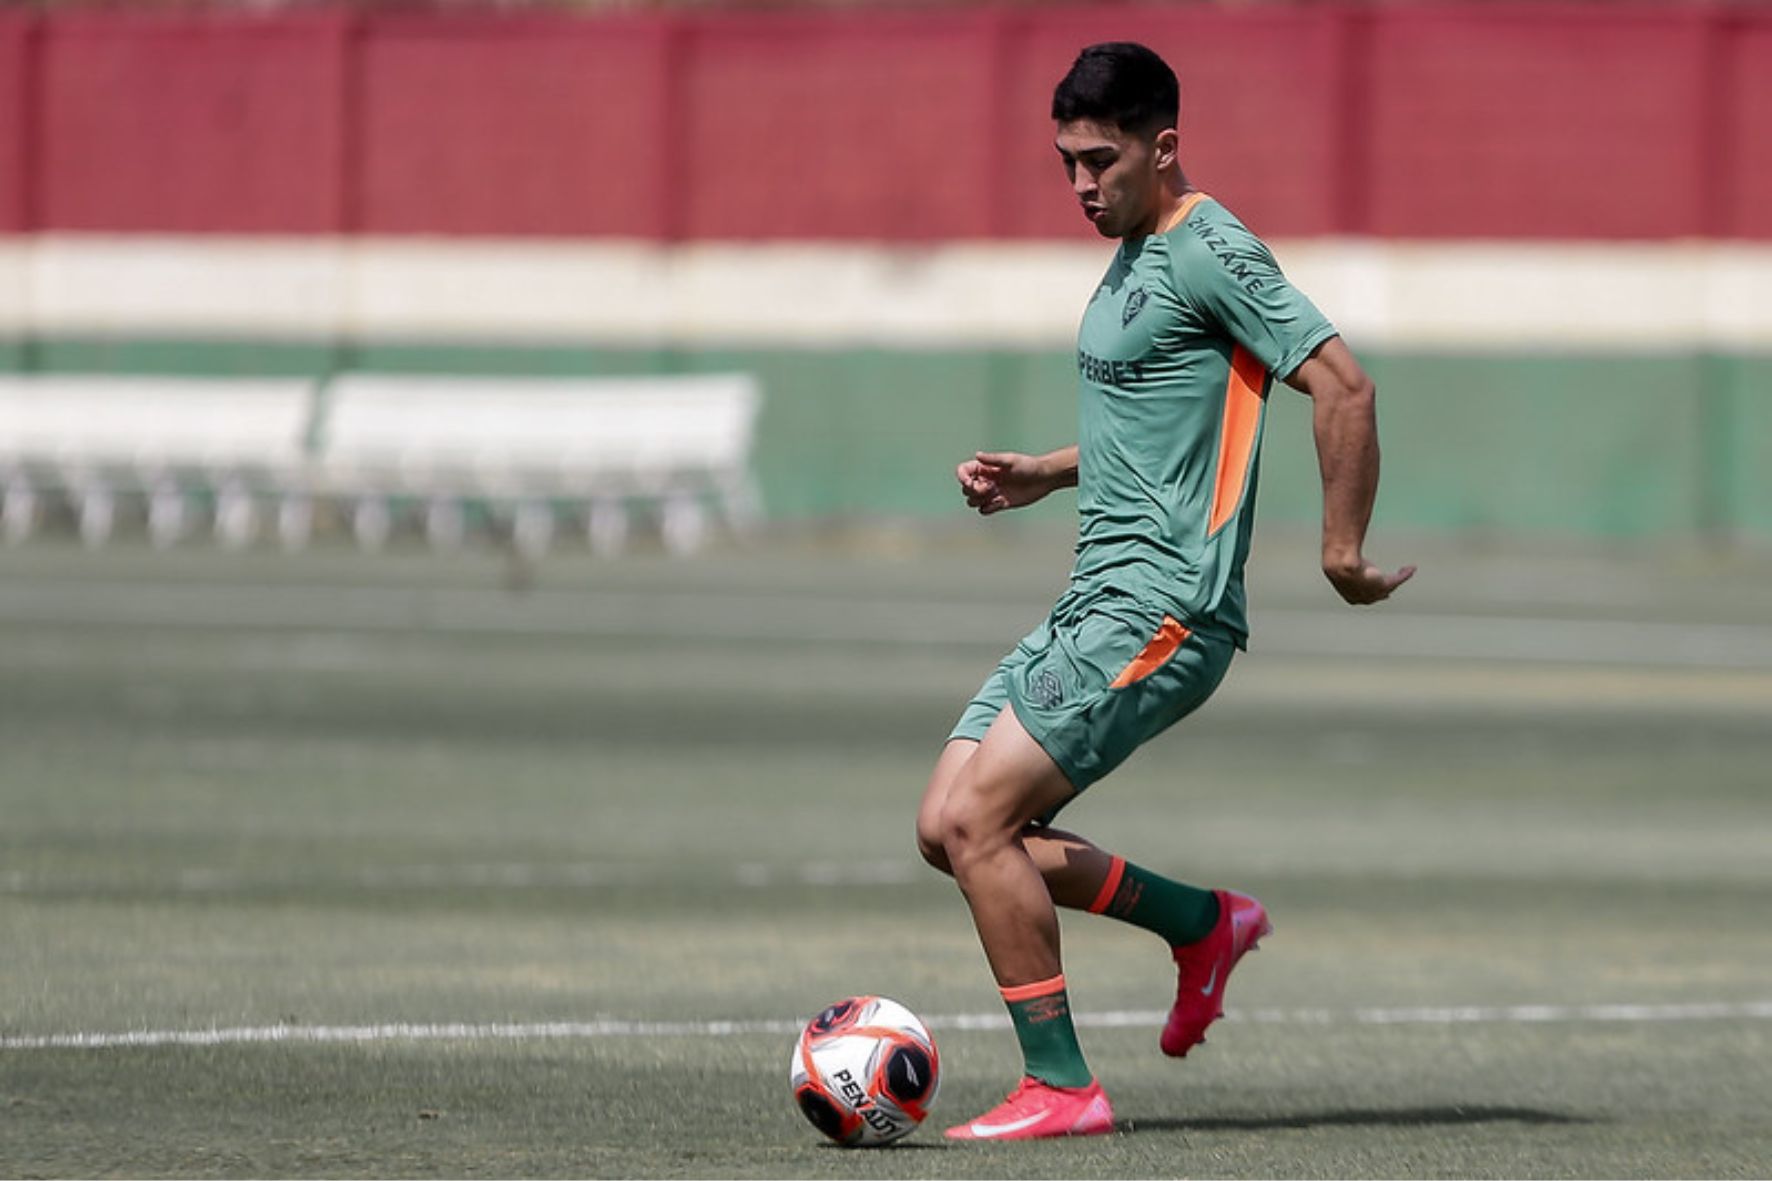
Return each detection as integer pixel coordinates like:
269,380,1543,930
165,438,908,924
789,995,941,1147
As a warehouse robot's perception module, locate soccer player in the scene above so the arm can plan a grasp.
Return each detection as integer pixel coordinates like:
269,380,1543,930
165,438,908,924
916,42,1415,1141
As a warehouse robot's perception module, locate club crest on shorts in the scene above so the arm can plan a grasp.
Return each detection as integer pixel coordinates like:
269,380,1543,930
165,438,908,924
1121,286,1149,328
1028,669,1066,708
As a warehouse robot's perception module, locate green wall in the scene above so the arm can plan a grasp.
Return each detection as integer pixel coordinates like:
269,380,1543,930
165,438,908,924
1262,352,1729,540
7,336,1769,542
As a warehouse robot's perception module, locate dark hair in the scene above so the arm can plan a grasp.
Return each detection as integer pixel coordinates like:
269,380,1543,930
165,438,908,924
1050,42,1179,136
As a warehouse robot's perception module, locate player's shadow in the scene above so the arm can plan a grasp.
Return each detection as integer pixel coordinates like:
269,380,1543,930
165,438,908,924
1127,1105,1594,1134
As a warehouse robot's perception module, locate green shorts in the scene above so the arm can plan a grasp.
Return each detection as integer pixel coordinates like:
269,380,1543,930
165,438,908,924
948,587,1235,818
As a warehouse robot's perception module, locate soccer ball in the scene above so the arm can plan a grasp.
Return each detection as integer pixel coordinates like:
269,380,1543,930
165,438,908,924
790,995,941,1147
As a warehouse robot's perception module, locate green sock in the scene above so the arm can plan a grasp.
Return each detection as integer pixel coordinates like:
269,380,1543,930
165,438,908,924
1087,856,1220,947
1002,976,1093,1089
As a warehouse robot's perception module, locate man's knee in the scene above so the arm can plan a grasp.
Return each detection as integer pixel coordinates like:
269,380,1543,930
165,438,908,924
916,739,977,876
916,791,1006,876
935,788,1016,874
915,818,952,875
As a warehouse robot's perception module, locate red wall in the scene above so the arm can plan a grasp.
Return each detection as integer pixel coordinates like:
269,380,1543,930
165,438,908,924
682,11,1008,241
3,4,1768,241
36,13,348,233
0,12,31,233
1365,6,1711,239
358,15,676,236
1722,11,1772,238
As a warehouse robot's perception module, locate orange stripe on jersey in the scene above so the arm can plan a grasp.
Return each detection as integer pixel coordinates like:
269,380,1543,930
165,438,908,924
1108,616,1192,690
1208,345,1268,537
1159,190,1209,234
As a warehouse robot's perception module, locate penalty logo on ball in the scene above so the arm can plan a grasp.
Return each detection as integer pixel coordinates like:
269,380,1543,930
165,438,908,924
789,995,940,1147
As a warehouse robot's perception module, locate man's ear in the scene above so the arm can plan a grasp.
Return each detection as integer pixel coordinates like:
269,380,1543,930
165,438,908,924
1153,128,1180,172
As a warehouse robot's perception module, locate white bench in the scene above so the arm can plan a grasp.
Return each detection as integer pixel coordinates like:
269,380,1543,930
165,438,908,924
314,372,763,555
0,376,315,547
0,372,764,554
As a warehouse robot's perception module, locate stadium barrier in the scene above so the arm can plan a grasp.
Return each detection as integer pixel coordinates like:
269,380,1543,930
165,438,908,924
0,373,763,555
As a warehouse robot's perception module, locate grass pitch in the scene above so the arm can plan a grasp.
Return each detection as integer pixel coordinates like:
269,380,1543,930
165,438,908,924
2,531,1770,1178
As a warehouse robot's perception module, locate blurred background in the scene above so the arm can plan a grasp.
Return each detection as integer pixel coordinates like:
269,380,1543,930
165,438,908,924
1,0,1769,547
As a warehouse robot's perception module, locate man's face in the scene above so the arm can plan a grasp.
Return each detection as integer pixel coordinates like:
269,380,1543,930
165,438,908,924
1055,118,1167,239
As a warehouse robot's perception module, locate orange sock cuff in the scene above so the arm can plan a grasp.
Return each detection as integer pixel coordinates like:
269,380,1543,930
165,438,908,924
1087,856,1127,915
999,973,1066,1004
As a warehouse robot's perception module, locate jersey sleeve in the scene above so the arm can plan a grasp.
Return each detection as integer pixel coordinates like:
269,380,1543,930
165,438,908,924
1169,210,1338,380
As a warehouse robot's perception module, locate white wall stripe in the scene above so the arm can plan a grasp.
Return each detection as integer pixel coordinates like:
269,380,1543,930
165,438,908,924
6,1002,1770,1052
6,236,1772,349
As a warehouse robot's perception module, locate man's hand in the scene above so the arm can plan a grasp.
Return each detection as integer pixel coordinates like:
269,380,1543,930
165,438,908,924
1323,551,1416,605
956,448,1077,515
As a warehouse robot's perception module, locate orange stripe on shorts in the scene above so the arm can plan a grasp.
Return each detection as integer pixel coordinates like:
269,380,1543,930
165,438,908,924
1108,616,1191,689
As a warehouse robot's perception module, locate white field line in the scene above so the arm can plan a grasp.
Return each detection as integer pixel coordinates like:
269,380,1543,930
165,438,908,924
0,859,925,896
6,1001,1772,1052
4,579,1772,670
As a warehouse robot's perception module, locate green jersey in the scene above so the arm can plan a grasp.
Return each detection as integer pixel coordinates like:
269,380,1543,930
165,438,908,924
1070,193,1337,646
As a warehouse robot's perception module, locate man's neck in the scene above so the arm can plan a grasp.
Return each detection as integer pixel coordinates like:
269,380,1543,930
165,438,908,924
1126,175,1195,241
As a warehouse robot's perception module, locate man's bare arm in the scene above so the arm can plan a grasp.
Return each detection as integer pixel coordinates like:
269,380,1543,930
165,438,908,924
1284,337,1416,605
956,447,1079,515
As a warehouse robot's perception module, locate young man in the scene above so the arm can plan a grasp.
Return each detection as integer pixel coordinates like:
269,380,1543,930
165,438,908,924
916,42,1415,1141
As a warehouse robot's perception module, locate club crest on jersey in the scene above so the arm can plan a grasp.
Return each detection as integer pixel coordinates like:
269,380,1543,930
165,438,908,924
1121,286,1149,328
